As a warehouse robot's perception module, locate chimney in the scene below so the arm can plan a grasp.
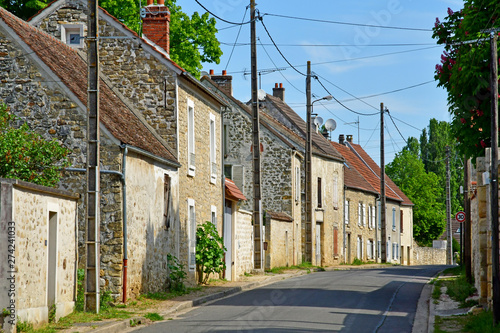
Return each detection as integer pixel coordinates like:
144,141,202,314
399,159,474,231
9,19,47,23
273,83,285,101
346,135,353,143
210,70,233,96
339,134,345,144
142,0,171,55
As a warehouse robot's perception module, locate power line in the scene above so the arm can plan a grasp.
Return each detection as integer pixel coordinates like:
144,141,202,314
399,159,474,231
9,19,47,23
195,0,253,25
263,12,433,32
225,7,249,70
219,41,435,47
315,77,379,116
340,80,434,103
363,121,380,149
390,115,422,131
259,16,307,76
386,109,408,145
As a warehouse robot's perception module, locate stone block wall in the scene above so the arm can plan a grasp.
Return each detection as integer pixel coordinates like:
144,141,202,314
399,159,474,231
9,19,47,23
32,3,179,152
234,209,253,279
265,216,295,269
412,241,446,265
0,180,78,332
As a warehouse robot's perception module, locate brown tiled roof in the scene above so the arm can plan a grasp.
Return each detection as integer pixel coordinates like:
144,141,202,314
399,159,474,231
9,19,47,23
225,178,246,201
330,141,377,194
347,142,413,205
0,8,178,165
266,211,293,222
264,94,343,161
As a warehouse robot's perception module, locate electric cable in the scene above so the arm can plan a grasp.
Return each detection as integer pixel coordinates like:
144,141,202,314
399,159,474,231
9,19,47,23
195,0,253,25
224,7,249,70
386,109,408,145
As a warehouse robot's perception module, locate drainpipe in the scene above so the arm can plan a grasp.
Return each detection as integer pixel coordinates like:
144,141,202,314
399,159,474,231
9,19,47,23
121,145,128,303
74,203,79,303
343,185,346,264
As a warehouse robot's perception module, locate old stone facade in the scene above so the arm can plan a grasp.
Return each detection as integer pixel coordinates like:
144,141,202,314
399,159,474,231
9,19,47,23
412,240,446,265
0,179,78,332
265,213,295,269
233,209,254,278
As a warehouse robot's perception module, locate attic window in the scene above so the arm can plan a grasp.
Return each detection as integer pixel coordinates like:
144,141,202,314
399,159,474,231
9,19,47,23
61,24,83,48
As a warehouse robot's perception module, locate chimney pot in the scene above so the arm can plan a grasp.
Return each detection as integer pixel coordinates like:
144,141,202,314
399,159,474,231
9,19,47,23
275,83,279,88
157,0,164,4
346,135,353,143
273,83,285,102
209,69,214,75
279,83,283,88
147,0,153,5
339,134,345,144
222,70,227,76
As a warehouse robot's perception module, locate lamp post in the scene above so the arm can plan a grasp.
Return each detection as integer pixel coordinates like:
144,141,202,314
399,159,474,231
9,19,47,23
305,92,333,262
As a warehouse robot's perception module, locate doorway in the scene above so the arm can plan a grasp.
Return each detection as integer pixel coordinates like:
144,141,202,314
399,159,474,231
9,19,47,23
224,201,233,281
48,211,57,309
315,224,321,266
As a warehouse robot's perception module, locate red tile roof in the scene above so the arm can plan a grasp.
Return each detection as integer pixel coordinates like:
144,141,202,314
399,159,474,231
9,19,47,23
0,7,178,165
225,178,246,201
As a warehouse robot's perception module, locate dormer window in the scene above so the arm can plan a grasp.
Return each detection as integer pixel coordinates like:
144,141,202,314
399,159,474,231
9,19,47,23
61,24,83,48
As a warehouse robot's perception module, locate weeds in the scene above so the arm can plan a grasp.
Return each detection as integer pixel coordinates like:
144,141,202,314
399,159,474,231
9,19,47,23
144,313,164,321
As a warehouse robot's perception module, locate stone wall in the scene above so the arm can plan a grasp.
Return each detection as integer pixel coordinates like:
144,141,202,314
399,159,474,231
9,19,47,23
0,180,78,332
265,215,295,269
412,241,446,265
400,205,414,265
344,189,378,263
234,209,253,279
177,84,223,282
32,2,179,152
125,152,179,298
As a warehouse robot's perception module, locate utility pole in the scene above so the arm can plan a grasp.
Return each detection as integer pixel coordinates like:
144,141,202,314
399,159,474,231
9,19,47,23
250,0,263,270
446,146,452,265
489,30,500,325
380,103,386,263
464,157,472,283
85,0,100,312
305,61,312,262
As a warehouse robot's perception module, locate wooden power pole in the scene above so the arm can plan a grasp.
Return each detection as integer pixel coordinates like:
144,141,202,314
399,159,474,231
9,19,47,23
380,103,386,263
85,0,100,312
305,61,312,262
250,0,263,270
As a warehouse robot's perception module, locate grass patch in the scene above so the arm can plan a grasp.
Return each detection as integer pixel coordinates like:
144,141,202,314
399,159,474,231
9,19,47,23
265,262,323,274
145,286,203,301
144,312,164,322
464,310,500,333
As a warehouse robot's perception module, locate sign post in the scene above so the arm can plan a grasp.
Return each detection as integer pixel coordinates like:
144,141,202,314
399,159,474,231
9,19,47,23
455,211,466,267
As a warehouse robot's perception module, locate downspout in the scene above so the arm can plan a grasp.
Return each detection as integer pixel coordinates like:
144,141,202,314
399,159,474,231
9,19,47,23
343,184,346,264
121,145,128,303
74,201,79,303
221,106,227,279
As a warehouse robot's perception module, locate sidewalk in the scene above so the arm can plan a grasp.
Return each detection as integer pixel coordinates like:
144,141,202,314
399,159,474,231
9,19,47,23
59,264,420,333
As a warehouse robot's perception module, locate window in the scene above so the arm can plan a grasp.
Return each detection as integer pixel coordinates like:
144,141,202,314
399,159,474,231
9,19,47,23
400,210,404,233
223,124,229,157
187,99,195,176
295,166,300,202
392,208,396,231
363,204,366,227
367,239,373,259
317,177,322,208
224,165,232,179
377,241,381,259
188,199,196,271
357,236,362,259
332,174,338,209
358,203,365,226
344,200,350,224
211,205,217,232
378,202,381,229
392,243,399,260
371,206,376,229
61,24,83,48
210,113,217,184
164,174,171,229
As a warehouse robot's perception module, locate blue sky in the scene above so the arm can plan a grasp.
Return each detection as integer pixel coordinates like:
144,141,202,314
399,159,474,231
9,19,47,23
178,0,464,164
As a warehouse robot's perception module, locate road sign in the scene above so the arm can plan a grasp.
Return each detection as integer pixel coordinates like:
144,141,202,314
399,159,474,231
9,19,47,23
455,211,466,223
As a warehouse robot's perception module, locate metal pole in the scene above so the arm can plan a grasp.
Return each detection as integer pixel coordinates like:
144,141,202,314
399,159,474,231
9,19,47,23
380,103,386,263
250,0,262,270
85,0,100,313
305,61,312,263
446,146,452,265
490,31,500,325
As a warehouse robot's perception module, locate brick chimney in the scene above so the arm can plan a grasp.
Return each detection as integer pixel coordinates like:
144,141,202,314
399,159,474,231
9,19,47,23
339,134,345,144
142,0,170,55
210,70,233,96
346,135,353,143
273,83,285,101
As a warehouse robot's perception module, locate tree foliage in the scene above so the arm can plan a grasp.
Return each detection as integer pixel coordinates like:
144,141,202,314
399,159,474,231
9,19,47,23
0,0,51,20
432,1,500,162
0,103,70,187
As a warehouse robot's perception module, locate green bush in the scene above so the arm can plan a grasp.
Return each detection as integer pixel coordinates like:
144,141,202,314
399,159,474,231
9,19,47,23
75,269,85,311
352,258,363,265
166,253,187,292
195,221,226,284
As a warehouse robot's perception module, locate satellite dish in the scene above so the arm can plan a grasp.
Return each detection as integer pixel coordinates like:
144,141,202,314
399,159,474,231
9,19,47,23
140,8,146,18
324,119,337,132
257,89,266,101
314,116,323,127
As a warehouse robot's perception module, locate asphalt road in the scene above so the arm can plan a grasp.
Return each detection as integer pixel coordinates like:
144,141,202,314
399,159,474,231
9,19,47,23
133,265,446,333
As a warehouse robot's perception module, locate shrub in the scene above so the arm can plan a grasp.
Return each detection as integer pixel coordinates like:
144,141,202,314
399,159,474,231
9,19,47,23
195,221,226,284
166,253,187,292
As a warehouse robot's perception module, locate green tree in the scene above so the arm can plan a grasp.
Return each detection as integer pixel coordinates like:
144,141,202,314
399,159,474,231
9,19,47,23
387,148,446,246
0,0,51,20
195,221,226,284
432,1,500,162
0,103,70,187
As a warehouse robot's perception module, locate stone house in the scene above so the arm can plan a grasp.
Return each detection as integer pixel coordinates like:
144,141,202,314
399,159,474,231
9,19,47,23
28,0,229,284
201,74,304,270
256,84,345,267
0,6,181,306
0,179,78,332
334,135,414,264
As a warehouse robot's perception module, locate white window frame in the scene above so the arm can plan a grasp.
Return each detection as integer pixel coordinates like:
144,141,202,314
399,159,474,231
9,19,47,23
209,113,217,184
188,199,196,271
61,24,84,48
371,206,376,229
344,200,350,224
362,204,367,227
358,203,362,226
392,207,396,231
187,99,196,177
211,205,217,232
295,166,300,202
378,202,381,229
